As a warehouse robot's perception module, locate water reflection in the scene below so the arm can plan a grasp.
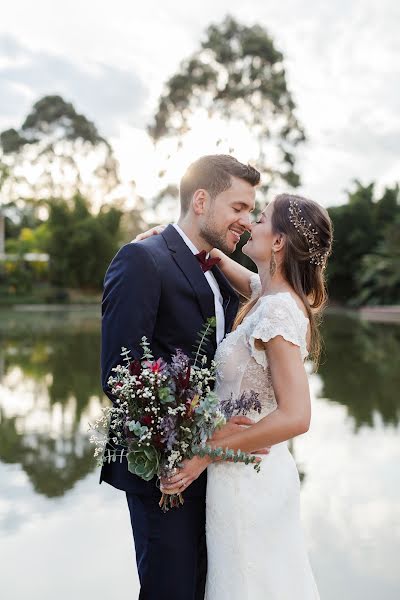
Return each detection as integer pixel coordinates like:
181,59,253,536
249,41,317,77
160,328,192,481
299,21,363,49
0,310,399,500
319,313,400,428
0,308,399,599
0,309,103,498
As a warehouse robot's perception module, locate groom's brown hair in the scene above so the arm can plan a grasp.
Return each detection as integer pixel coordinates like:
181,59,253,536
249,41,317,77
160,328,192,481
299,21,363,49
179,154,260,214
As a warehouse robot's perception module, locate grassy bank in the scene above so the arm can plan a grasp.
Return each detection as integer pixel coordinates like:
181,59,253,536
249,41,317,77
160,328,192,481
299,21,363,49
0,285,102,306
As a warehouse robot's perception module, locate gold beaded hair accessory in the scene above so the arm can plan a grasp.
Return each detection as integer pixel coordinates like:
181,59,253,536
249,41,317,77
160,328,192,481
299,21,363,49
288,199,329,267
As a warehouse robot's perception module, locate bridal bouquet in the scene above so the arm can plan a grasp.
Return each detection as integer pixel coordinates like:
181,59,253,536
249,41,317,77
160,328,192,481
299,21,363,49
91,318,260,511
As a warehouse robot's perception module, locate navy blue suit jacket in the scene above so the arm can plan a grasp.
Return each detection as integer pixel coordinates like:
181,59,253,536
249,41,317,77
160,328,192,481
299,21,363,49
100,224,239,496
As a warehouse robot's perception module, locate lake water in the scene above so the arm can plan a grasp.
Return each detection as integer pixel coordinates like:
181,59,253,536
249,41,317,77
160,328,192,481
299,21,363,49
0,307,399,599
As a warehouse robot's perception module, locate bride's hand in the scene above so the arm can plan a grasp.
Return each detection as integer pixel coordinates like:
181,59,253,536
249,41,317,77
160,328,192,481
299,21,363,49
132,225,165,242
160,455,211,492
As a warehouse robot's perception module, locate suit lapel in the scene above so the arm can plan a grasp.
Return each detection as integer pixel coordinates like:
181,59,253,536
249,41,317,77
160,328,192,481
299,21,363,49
161,225,215,324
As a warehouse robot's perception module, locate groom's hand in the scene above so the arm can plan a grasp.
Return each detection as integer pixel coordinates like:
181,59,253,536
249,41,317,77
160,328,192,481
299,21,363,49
211,415,254,440
211,416,271,455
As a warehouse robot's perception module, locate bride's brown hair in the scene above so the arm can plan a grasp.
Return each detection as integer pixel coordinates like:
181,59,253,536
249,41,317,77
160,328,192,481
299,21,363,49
233,194,333,368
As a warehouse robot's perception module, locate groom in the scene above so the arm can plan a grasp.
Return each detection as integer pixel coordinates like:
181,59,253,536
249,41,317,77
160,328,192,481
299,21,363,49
101,154,260,600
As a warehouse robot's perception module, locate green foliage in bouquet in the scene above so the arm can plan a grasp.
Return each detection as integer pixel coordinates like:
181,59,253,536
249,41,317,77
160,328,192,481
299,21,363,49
192,317,217,368
127,443,160,481
194,445,261,473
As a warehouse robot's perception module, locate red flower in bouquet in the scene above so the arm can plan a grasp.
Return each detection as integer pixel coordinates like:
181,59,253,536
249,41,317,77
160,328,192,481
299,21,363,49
143,357,167,374
176,365,191,392
129,359,142,376
153,434,165,450
140,415,153,427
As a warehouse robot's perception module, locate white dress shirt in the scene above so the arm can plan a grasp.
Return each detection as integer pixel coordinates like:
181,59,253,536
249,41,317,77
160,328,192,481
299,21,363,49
173,224,225,345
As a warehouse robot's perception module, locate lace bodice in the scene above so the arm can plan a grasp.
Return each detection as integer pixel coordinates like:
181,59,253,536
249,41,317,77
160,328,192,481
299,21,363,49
215,278,309,421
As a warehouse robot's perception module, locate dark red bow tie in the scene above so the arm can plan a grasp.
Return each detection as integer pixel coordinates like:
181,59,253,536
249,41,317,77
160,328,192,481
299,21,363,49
195,250,221,273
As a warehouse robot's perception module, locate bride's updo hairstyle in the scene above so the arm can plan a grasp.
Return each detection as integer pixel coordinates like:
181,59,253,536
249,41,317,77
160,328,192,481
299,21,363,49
235,193,333,367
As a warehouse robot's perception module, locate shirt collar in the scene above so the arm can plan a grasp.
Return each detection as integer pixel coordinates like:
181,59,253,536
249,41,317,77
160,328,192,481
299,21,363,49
173,223,201,256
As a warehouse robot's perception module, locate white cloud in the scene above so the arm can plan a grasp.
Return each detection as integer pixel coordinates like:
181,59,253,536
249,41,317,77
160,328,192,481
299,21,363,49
0,34,148,136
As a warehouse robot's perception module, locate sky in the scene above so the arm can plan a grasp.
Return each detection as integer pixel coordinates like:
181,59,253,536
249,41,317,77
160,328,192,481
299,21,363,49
0,0,399,212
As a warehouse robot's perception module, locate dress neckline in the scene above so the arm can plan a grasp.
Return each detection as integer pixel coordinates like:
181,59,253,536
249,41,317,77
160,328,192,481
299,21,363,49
250,291,309,324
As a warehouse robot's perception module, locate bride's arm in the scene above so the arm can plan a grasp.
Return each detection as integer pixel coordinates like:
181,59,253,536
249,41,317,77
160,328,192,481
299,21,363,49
210,337,311,453
162,336,311,491
209,249,257,299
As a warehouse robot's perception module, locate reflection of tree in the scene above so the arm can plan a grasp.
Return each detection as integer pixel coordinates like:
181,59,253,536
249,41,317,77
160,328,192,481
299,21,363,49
0,320,103,497
319,314,400,429
3,328,102,419
0,410,95,497
4,311,397,500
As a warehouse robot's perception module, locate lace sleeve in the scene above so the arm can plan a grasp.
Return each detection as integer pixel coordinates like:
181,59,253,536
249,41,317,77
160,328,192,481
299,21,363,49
248,295,304,369
249,272,262,300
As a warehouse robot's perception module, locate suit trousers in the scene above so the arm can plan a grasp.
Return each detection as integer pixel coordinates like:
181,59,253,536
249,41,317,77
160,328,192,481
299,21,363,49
126,491,207,600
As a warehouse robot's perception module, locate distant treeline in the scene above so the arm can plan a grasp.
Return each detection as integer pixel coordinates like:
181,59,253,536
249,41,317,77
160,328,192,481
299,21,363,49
1,28,399,306
1,181,399,306
327,181,400,306
1,194,141,300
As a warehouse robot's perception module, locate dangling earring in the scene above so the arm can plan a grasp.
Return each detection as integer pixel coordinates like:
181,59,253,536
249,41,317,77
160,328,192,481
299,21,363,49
270,250,277,277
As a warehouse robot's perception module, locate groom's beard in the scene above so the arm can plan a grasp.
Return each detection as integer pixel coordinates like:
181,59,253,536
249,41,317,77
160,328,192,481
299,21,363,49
200,222,234,255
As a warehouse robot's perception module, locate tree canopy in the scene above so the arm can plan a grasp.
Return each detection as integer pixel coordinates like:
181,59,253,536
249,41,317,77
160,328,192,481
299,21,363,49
0,95,120,208
149,15,305,191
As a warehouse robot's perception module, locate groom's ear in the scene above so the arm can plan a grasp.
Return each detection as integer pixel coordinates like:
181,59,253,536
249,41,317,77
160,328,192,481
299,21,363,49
192,189,208,215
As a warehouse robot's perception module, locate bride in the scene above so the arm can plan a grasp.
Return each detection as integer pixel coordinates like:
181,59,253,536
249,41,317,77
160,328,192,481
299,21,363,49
160,193,332,599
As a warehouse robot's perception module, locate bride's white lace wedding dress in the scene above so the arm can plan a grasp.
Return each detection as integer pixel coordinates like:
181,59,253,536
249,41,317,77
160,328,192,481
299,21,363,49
205,278,320,600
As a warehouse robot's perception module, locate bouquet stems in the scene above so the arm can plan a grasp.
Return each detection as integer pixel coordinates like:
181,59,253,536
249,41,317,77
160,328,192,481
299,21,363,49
159,492,185,512
158,465,185,512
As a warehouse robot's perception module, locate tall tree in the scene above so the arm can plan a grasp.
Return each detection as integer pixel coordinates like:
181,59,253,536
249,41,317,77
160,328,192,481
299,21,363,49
148,15,305,193
0,95,120,210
